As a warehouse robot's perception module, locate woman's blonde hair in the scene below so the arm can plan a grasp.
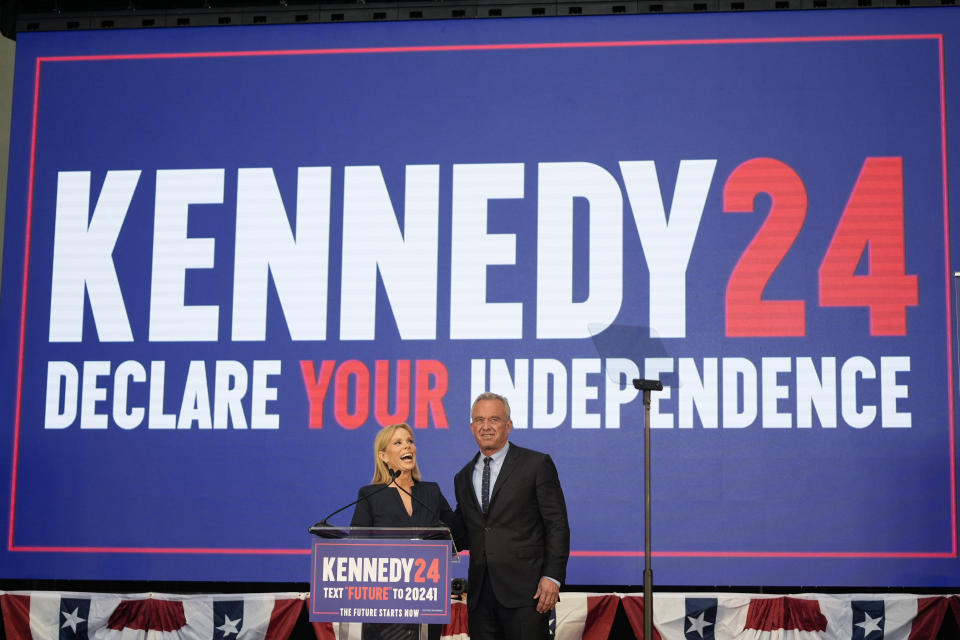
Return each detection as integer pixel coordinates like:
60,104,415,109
372,423,422,484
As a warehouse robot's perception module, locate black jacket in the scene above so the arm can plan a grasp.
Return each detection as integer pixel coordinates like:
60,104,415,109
350,480,456,529
453,443,570,610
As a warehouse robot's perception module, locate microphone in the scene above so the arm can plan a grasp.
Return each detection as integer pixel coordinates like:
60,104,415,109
389,470,447,533
309,467,401,531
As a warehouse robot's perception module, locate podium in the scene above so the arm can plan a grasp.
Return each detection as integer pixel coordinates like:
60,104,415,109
308,525,458,625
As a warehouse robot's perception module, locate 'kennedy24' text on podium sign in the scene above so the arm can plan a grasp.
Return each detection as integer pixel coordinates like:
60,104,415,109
310,535,452,624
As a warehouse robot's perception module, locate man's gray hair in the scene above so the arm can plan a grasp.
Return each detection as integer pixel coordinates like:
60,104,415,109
471,392,511,421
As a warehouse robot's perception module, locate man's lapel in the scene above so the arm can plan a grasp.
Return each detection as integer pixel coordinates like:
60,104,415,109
464,452,482,514
489,444,519,507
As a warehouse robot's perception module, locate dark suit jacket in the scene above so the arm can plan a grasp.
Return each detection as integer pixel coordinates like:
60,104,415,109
453,443,570,610
350,481,456,529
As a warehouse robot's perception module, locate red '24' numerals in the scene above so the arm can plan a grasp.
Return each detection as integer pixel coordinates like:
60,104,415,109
413,557,441,583
723,157,918,337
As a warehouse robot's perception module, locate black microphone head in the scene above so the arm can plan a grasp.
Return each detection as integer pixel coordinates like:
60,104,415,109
392,468,402,479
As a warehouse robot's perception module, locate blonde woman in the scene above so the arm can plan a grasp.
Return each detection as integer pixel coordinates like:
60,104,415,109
351,423,456,528
351,423,458,640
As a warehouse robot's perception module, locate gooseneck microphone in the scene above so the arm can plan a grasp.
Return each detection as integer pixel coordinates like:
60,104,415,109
309,467,401,530
389,470,445,527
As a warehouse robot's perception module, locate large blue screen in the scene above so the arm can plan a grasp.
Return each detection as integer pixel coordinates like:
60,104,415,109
2,7,959,586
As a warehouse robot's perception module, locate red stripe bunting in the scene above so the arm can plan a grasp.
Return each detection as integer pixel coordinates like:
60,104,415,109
107,599,187,632
745,596,828,632
0,594,32,640
264,598,302,640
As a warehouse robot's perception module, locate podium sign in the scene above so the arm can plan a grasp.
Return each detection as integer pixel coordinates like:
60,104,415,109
310,530,452,624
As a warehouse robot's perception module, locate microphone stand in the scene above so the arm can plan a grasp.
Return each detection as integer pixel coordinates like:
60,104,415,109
634,378,663,640
388,469,460,561
392,477,443,526
310,468,401,530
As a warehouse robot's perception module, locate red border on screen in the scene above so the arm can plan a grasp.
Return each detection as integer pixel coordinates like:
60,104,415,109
6,33,954,559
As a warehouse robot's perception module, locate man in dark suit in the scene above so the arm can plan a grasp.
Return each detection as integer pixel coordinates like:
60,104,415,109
453,392,570,640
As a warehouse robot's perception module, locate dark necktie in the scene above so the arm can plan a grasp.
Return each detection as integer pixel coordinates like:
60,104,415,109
481,456,492,513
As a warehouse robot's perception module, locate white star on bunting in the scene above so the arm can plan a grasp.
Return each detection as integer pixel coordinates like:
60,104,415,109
856,612,883,635
61,607,85,634
217,613,242,637
686,611,713,638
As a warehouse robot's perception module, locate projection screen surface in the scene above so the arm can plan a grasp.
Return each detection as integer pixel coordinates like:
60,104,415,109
1,7,959,586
